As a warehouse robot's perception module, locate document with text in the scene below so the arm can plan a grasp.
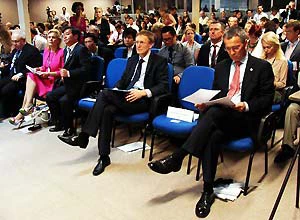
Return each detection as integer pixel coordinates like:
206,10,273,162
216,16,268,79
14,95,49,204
182,88,220,104
26,65,43,75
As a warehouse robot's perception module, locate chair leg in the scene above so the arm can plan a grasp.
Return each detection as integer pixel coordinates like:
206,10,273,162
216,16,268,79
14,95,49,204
142,124,148,159
187,154,192,175
271,128,276,149
149,130,156,161
196,157,202,181
244,152,255,196
111,120,116,148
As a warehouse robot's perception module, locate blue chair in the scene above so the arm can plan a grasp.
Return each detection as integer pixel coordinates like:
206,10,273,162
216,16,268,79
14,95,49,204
149,66,215,161
78,58,127,112
114,47,126,58
194,33,203,44
150,48,160,54
111,63,174,158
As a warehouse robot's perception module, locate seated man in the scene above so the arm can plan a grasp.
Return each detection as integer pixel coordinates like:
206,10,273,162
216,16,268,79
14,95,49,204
158,26,193,85
274,85,300,163
148,27,274,218
120,27,137,58
46,26,91,136
59,30,169,176
84,33,114,73
0,29,42,117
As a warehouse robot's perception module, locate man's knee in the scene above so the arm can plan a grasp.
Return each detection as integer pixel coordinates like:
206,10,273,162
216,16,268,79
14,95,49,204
286,103,300,117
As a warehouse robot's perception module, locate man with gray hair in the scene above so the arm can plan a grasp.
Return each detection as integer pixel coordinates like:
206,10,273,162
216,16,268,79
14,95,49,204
148,27,274,218
0,29,42,117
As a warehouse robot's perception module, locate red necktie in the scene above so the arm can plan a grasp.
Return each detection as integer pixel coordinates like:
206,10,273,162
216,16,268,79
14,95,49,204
227,61,241,98
210,45,217,67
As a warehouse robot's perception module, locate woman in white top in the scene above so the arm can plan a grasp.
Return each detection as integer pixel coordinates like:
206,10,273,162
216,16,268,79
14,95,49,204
261,31,288,103
182,27,201,65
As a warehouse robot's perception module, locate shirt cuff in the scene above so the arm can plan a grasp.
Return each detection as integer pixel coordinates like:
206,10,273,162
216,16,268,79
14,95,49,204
145,89,152,98
67,70,70,77
244,102,249,112
16,72,24,78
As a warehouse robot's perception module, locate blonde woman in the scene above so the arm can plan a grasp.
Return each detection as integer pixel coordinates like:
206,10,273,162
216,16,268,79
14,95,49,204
89,7,110,44
261,31,288,103
182,28,201,64
9,29,64,125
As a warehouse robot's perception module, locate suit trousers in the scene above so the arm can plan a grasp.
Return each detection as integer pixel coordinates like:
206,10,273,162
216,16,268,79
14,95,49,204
82,90,150,156
182,106,259,184
283,103,300,148
46,85,78,129
0,78,21,116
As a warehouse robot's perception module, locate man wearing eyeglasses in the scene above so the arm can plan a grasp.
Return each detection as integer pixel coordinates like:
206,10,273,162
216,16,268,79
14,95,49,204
148,27,274,218
158,26,193,85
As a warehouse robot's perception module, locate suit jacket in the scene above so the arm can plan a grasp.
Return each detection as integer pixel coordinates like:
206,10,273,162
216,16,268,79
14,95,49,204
281,9,299,20
281,41,300,85
122,45,137,58
63,43,91,98
115,53,169,97
96,46,114,73
196,41,229,67
7,43,42,79
213,54,274,118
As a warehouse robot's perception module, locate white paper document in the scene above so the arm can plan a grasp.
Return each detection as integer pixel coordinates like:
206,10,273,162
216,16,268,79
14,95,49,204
26,65,43,75
117,141,150,153
204,97,235,108
182,88,220,104
213,182,244,201
81,97,96,102
166,106,194,122
105,88,131,93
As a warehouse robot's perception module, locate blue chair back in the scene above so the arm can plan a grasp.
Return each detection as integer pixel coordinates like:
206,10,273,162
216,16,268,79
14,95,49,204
194,34,202,44
114,47,126,58
167,63,174,91
105,58,128,88
179,66,215,111
90,56,105,81
151,48,160,54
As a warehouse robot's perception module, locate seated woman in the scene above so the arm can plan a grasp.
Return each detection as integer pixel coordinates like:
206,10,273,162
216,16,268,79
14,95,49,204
182,27,201,65
9,29,64,125
246,24,263,58
261,31,288,103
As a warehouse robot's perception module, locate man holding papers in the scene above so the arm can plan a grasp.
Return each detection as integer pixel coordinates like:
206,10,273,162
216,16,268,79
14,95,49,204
59,30,169,176
148,27,274,218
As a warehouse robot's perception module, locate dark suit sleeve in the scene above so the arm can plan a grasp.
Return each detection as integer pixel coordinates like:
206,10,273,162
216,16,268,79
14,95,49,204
246,61,274,114
17,44,42,75
69,46,91,81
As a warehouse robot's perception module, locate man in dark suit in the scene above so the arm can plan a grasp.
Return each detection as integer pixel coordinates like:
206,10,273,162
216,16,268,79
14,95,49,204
281,1,299,23
46,26,91,136
148,27,274,218
281,20,300,86
84,33,114,73
196,21,229,68
59,30,169,176
0,29,42,117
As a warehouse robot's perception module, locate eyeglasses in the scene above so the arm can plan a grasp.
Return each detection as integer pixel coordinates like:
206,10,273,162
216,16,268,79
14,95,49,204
162,37,173,42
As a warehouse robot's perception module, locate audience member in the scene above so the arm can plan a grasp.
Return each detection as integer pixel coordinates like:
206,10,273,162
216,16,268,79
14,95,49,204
31,28,47,52
269,6,280,20
228,17,238,28
148,27,274,219
261,31,288,103
158,8,177,28
9,29,64,125
182,28,201,65
46,26,91,136
182,10,191,30
59,7,70,24
281,1,299,23
247,24,263,58
245,9,254,22
69,2,86,42
59,30,169,176
108,23,123,46
120,27,137,58
0,29,42,117
219,11,228,25
253,5,268,24
127,17,139,32
151,23,164,49
158,26,193,86
89,7,110,45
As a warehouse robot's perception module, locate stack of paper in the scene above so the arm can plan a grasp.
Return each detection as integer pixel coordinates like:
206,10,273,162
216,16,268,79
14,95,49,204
117,141,150,153
213,182,244,201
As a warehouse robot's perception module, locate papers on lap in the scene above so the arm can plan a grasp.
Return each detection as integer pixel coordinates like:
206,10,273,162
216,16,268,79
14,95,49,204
26,65,43,75
289,90,300,102
104,88,131,93
182,88,235,107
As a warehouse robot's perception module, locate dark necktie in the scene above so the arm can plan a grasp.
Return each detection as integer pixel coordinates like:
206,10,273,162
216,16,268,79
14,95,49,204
210,44,217,68
126,59,144,89
168,47,174,63
10,50,21,75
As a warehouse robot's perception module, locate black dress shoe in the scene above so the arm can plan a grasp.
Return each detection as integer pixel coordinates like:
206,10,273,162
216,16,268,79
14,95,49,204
148,155,182,174
93,156,111,176
49,124,64,132
274,144,295,164
61,128,76,137
58,133,89,149
195,191,215,218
